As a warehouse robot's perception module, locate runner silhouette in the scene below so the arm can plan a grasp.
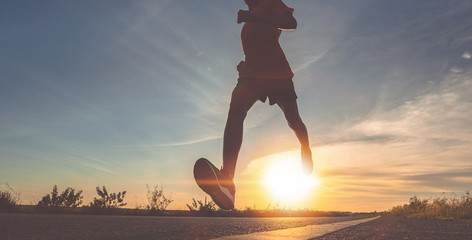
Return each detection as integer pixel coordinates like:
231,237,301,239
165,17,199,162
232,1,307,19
194,0,313,210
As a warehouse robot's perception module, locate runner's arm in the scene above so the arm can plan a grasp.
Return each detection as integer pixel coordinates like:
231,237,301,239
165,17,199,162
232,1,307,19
238,10,297,30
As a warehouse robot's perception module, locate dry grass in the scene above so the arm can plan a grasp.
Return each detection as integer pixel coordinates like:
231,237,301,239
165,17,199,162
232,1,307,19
389,191,472,220
0,184,21,212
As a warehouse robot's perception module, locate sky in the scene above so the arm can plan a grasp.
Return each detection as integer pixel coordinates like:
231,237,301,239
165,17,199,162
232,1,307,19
1,0,472,212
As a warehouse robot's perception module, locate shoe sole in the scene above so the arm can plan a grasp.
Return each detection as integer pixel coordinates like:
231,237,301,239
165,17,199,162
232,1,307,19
193,158,234,210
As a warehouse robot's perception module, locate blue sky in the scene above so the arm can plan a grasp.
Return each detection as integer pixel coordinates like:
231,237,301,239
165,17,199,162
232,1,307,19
1,0,472,211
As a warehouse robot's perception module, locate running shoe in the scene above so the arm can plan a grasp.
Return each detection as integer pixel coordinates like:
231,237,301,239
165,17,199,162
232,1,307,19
193,158,235,210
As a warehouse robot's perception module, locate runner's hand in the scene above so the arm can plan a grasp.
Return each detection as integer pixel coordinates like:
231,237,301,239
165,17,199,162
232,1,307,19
237,61,246,72
237,61,249,78
238,10,254,23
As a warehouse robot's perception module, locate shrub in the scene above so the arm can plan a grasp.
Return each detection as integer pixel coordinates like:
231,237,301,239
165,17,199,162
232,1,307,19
146,184,173,212
186,197,216,213
37,185,83,207
90,186,127,208
0,184,21,212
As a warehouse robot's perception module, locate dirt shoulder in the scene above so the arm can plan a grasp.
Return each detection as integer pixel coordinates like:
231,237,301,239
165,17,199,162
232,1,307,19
314,216,472,240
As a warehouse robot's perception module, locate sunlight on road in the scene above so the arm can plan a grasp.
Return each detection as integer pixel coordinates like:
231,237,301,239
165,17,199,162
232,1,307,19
215,217,380,240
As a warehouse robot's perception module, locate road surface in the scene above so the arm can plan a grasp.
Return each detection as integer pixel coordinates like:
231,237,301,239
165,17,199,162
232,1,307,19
1,213,471,239
314,215,472,240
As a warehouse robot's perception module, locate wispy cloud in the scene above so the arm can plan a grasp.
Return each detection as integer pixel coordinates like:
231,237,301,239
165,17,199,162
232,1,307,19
157,135,221,147
349,69,472,144
463,52,471,59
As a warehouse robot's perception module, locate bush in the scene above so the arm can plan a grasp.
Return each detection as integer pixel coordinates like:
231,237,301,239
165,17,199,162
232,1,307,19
90,186,127,208
37,185,83,208
0,184,21,212
146,184,173,212
186,197,216,213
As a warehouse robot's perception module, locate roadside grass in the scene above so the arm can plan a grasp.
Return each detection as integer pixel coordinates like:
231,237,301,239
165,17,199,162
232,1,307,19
182,196,363,217
3,191,363,217
9,204,361,218
0,184,21,212
388,191,472,220
1,182,374,218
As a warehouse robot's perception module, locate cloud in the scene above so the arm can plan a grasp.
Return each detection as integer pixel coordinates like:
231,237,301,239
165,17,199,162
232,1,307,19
463,52,471,59
404,168,472,190
241,150,298,177
157,135,221,147
349,69,472,145
320,164,472,193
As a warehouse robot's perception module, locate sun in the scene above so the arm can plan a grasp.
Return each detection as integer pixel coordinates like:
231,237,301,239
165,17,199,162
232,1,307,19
263,154,320,206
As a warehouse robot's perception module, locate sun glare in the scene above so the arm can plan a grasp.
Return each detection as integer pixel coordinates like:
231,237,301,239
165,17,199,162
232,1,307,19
263,154,320,206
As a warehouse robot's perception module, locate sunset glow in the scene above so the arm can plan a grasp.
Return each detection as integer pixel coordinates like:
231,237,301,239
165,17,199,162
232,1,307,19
262,153,320,206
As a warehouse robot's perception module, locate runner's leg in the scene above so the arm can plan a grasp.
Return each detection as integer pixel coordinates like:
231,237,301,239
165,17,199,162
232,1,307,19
222,85,258,179
277,100,313,174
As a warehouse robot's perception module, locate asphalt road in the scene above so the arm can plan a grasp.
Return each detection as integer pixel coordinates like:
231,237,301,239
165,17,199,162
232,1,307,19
1,213,471,240
0,213,368,240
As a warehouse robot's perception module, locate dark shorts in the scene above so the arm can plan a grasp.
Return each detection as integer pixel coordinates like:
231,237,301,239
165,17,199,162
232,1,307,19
236,77,298,105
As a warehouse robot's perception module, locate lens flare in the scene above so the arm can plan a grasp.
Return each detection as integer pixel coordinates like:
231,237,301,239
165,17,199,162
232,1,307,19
263,154,320,206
